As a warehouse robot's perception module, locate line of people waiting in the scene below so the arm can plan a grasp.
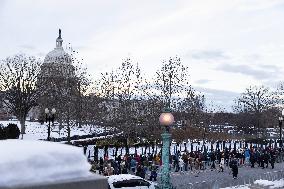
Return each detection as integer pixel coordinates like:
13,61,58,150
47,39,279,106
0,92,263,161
89,146,283,180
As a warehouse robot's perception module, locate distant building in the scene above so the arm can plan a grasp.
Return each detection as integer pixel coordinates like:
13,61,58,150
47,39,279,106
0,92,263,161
37,29,79,122
0,30,78,121
39,29,75,79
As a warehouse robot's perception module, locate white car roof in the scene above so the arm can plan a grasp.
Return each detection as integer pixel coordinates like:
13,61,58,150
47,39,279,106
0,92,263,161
107,174,144,184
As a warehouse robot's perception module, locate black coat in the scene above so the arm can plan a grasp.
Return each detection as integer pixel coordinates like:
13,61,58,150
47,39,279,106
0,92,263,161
230,159,238,175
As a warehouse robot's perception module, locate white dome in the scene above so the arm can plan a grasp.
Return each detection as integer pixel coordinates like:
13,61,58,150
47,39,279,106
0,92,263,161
44,29,72,64
44,47,72,64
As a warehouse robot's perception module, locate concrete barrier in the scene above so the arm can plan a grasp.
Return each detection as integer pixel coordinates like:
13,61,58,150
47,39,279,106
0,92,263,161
0,175,108,189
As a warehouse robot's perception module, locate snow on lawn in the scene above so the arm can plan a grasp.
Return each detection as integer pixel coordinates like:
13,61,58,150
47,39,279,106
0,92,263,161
0,140,92,187
0,120,104,140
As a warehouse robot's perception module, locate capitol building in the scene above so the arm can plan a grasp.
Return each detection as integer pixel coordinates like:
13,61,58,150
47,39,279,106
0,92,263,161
40,29,75,79
0,29,81,122
36,29,80,122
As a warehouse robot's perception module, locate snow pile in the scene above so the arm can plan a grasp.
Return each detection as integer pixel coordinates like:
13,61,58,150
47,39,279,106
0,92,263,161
220,179,284,189
0,140,92,187
254,179,284,188
220,185,249,189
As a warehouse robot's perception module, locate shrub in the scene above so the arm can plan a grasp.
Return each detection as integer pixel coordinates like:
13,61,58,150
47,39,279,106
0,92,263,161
5,123,20,139
0,125,5,140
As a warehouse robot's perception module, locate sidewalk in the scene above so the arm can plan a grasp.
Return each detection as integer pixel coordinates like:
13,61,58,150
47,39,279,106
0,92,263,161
167,162,284,189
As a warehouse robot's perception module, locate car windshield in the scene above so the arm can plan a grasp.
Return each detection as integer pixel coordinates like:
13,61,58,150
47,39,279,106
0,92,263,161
112,179,150,188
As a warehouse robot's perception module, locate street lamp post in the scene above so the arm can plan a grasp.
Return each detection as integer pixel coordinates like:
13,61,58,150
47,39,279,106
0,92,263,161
45,108,56,141
278,109,284,148
157,108,174,189
203,127,207,152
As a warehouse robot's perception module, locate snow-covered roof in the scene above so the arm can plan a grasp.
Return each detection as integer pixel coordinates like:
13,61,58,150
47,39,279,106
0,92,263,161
0,140,92,187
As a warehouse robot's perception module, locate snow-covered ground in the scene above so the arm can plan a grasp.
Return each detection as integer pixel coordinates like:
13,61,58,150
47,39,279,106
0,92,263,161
254,179,284,188
0,140,92,187
0,120,104,140
221,186,249,189
220,179,284,189
0,120,275,151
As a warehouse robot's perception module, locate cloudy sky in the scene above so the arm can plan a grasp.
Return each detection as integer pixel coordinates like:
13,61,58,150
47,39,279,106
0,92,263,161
0,0,284,111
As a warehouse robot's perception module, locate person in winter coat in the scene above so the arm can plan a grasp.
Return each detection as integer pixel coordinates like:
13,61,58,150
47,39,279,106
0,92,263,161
195,158,200,171
244,148,250,165
230,158,238,179
263,151,270,168
112,161,119,175
99,157,104,174
250,151,256,168
225,149,230,166
90,161,98,173
219,158,225,172
210,151,216,169
260,152,265,169
104,163,114,176
188,156,194,171
192,158,200,176
182,153,189,171
149,164,157,181
174,154,179,172
179,157,184,172
136,165,145,178
255,149,261,167
270,150,276,169
121,161,128,174
130,158,137,173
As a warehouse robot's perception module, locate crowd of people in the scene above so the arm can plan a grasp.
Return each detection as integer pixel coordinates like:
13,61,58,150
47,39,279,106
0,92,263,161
89,146,284,180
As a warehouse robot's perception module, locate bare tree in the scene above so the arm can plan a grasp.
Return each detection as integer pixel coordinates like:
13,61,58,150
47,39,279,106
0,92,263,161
234,85,276,138
177,87,205,128
0,54,42,139
93,56,205,149
142,56,205,143
93,58,145,153
153,56,190,108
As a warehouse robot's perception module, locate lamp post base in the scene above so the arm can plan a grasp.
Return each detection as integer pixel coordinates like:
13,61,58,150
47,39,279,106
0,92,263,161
155,132,174,189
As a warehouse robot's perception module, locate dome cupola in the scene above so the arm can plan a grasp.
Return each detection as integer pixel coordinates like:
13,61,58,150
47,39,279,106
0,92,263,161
44,29,72,64
40,29,75,78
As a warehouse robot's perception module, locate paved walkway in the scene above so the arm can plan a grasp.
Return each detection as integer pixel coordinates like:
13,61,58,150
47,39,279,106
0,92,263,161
165,162,284,188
